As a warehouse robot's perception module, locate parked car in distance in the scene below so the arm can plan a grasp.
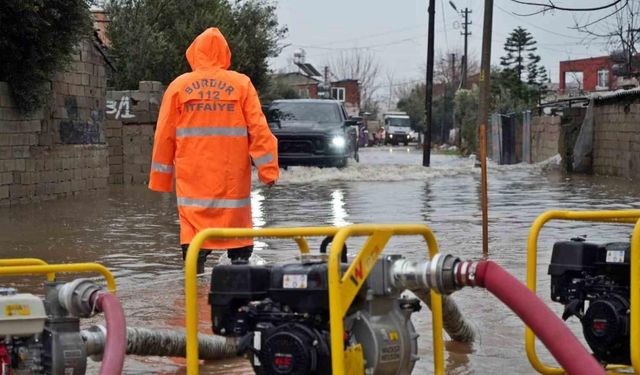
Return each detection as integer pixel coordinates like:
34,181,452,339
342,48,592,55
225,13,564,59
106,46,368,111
264,99,358,168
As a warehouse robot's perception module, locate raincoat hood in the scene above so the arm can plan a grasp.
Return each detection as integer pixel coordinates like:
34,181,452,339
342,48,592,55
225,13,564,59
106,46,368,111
186,28,231,71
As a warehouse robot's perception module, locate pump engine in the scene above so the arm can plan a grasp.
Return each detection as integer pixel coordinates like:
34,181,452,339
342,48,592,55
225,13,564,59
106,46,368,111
548,238,631,364
0,279,113,375
209,254,423,375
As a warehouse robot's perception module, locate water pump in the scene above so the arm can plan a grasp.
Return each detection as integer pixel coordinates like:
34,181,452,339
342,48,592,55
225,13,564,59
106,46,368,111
0,279,124,375
548,238,632,365
208,253,427,375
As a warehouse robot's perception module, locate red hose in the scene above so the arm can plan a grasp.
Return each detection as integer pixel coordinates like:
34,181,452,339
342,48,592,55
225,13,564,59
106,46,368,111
475,261,605,375
94,292,126,375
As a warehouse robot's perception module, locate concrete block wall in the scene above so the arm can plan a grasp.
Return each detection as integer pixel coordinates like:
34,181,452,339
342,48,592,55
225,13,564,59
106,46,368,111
531,115,562,162
106,81,163,185
42,40,107,146
0,39,108,206
592,101,640,179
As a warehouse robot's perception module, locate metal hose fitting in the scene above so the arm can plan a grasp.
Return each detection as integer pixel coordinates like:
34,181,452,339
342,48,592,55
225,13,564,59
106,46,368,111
390,253,461,294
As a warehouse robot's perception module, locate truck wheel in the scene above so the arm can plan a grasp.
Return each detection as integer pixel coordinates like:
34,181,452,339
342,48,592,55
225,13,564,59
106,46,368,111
336,158,348,169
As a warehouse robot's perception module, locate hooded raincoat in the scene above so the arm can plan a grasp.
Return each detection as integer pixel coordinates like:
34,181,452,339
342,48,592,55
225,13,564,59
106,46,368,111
149,28,279,249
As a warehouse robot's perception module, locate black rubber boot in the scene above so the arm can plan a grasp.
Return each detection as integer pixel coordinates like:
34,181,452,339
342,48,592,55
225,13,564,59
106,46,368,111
181,245,212,274
227,245,253,264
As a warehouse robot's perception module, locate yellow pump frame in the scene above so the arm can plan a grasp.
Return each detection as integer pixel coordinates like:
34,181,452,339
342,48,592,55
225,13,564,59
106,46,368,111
0,258,116,293
525,209,640,374
184,224,445,375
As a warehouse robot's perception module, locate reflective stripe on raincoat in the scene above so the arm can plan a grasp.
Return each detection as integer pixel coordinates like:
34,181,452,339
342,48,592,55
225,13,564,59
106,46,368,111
149,27,279,249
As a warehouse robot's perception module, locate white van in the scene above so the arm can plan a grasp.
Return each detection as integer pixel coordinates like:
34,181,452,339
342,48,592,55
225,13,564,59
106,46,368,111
382,112,412,145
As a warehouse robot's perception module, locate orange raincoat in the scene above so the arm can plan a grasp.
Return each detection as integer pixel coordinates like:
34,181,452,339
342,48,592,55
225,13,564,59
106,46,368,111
149,28,279,249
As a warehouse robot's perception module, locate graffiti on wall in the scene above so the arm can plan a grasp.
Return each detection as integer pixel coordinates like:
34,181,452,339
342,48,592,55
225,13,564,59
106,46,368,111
60,96,105,144
106,96,135,119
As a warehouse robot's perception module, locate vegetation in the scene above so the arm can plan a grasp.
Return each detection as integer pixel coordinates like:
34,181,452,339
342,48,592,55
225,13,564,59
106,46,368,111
396,27,552,155
0,0,91,113
106,0,287,92
454,87,479,154
259,76,300,103
496,27,549,112
396,83,425,132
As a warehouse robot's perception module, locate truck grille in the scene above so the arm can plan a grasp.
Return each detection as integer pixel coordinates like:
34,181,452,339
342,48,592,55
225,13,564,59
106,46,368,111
277,136,325,154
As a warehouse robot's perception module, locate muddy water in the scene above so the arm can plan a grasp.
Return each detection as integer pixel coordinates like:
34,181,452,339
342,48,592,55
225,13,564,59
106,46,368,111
1,147,639,374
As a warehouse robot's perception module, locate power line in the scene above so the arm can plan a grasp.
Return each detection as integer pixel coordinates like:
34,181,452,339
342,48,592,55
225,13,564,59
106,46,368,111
510,0,625,12
440,0,450,50
494,2,585,40
284,24,428,50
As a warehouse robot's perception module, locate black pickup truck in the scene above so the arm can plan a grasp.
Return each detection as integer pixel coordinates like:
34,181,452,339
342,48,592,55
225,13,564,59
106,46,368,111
264,99,358,168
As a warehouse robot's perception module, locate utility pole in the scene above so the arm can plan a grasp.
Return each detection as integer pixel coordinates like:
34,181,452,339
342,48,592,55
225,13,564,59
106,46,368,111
444,53,455,143
477,0,493,256
423,0,436,167
460,8,472,89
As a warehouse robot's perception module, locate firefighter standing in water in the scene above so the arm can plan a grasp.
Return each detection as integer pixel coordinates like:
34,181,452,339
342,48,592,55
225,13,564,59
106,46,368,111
149,28,279,273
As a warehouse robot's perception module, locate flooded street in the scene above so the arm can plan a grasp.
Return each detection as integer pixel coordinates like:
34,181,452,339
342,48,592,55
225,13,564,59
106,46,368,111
1,147,639,374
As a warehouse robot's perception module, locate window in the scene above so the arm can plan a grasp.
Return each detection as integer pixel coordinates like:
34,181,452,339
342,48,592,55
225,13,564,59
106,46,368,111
297,87,309,98
331,87,345,102
564,71,583,94
597,69,609,89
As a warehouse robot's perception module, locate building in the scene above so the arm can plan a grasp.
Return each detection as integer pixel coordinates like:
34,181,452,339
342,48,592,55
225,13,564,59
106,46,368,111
271,72,320,98
559,56,615,94
330,79,360,117
272,51,362,117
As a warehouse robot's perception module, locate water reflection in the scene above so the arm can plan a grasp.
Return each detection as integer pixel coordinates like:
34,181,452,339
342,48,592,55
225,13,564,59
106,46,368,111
331,189,350,227
251,189,265,228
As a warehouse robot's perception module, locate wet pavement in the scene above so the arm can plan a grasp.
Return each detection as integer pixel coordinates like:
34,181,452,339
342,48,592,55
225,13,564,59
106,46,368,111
1,146,639,374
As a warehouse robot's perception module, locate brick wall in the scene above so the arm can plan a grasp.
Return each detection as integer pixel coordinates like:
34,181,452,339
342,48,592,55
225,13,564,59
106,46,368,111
531,115,561,162
592,100,640,178
531,98,640,179
106,81,163,185
0,39,108,206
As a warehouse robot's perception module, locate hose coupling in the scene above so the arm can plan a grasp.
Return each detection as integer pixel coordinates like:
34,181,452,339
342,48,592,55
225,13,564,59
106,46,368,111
57,278,104,318
452,260,482,288
390,253,462,294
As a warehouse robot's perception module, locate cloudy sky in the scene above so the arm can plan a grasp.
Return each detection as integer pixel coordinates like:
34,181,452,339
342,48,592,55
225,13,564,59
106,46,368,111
270,0,620,94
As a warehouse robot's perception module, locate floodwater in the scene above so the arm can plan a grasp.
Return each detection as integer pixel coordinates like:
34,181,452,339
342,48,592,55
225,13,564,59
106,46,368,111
1,147,640,374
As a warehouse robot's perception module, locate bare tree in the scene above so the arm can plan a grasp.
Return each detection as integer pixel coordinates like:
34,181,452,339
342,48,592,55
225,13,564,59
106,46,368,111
428,49,480,87
571,1,640,78
383,70,397,110
328,49,381,112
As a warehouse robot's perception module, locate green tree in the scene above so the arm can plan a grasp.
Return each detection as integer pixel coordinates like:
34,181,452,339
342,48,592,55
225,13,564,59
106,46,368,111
259,76,300,103
0,0,91,113
500,26,542,84
454,87,479,154
496,27,548,112
396,83,425,132
106,0,286,91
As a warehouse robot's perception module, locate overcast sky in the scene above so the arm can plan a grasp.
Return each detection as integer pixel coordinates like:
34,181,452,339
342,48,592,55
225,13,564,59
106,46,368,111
270,0,619,94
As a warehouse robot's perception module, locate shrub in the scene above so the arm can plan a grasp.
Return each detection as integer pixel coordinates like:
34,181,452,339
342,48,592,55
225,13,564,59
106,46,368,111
0,0,91,113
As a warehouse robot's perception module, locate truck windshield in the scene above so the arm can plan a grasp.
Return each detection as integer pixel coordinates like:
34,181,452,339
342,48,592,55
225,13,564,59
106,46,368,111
267,102,342,123
388,117,411,127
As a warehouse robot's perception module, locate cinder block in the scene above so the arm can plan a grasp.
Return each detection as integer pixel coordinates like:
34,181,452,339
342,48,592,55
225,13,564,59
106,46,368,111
11,146,30,158
109,164,123,174
0,172,12,185
0,93,15,108
138,81,154,92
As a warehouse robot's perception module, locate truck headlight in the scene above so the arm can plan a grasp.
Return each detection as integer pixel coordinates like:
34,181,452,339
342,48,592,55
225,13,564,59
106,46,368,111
390,134,394,139
331,136,346,148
